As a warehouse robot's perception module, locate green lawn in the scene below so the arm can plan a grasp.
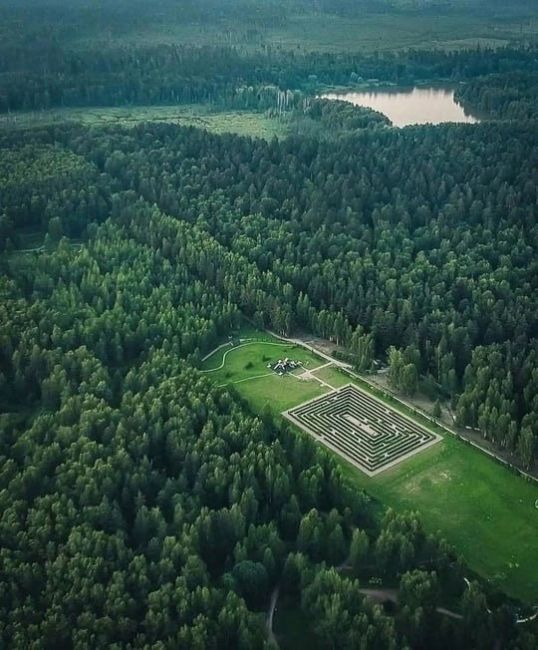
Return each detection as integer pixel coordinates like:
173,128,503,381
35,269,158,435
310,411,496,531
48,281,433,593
319,372,538,603
201,338,322,377
202,336,538,602
201,337,328,411
233,373,329,413
311,364,351,388
341,435,538,603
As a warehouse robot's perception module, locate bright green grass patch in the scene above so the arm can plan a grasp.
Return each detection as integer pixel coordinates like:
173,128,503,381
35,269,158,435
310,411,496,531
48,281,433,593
201,340,321,378
0,106,286,140
340,435,538,603
222,348,538,602
233,372,329,414
201,336,327,412
311,364,351,388
203,334,538,601
201,329,284,371
325,369,538,601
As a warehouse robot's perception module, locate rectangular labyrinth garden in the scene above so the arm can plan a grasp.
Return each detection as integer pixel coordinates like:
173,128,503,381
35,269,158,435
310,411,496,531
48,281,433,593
284,384,441,476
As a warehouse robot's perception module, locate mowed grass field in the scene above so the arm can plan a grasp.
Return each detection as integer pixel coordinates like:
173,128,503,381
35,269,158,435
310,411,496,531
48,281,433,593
311,364,351,388
203,337,538,602
342,437,538,602
201,337,329,412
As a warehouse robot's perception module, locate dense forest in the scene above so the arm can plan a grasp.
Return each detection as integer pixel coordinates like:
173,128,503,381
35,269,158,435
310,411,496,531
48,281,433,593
456,72,538,121
1,0,538,647
9,117,531,466
1,44,538,113
2,164,535,649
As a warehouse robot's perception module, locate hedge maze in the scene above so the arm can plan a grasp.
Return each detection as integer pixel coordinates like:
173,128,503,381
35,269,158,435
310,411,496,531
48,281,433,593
284,384,441,476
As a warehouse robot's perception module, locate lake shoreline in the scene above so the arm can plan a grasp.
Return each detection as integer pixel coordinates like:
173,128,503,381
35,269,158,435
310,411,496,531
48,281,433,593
321,85,480,127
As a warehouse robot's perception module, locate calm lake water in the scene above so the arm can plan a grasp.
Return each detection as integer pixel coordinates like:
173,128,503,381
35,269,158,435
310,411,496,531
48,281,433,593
321,87,479,127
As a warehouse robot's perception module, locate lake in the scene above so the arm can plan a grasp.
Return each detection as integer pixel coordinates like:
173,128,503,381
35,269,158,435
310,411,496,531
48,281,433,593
321,87,479,127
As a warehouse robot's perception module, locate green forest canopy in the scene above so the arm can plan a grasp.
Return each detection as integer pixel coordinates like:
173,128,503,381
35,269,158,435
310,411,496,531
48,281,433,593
1,1,538,648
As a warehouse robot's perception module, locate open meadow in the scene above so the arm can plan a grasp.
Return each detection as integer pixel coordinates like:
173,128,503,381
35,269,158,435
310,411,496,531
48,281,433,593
344,432,538,603
0,106,286,140
201,336,329,412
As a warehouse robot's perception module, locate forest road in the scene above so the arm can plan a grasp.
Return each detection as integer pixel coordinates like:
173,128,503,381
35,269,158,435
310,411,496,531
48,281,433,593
360,587,463,620
267,583,280,647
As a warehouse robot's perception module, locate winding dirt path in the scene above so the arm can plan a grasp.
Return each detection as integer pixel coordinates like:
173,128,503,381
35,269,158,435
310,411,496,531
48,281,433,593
200,340,292,373
359,586,464,620
267,584,280,647
201,341,232,362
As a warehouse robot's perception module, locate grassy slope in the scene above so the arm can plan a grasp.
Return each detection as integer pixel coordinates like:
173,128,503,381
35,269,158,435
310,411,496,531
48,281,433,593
205,337,538,602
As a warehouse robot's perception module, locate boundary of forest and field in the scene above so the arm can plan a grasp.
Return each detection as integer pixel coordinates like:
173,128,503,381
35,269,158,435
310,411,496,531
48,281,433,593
266,330,538,485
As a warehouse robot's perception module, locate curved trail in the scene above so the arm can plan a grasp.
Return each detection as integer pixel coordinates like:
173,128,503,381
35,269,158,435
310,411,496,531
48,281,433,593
359,587,463,620
265,572,466,647
201,340,293,373
293,370,334,390
201,341,232,362
462,577,537,625
516,610,538,624
266,584,280,646
16,245,45,253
